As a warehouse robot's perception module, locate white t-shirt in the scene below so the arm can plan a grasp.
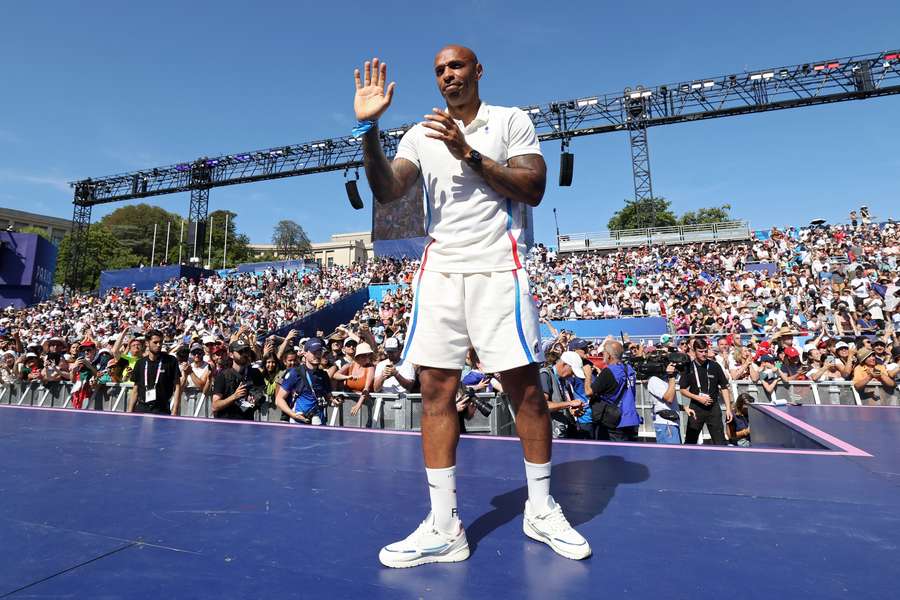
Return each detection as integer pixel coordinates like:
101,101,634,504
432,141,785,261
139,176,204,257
375,358,416,394
394,102,542,273
184,362,210,390
850,277,870,299
647,376,679,426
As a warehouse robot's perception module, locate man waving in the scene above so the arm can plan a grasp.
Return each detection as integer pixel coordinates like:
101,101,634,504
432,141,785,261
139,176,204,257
353,46,590,568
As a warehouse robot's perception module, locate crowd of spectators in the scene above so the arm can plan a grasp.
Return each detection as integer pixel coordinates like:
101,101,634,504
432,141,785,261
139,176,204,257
1,216,898,442
527,220,900,341
0,259,411,392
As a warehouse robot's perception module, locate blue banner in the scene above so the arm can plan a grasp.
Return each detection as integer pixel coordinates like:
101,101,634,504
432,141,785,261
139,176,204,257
99,265,215,296
540,318,669,340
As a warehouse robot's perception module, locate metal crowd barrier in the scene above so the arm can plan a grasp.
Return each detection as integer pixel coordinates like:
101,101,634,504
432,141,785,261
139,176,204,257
2,380,896,441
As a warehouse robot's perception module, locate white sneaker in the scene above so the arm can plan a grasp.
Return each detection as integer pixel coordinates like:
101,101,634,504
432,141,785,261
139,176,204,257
379,512,470,568
523,496,592,560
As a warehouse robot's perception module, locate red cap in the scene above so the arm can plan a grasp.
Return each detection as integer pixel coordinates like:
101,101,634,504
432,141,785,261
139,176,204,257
784,346,800,358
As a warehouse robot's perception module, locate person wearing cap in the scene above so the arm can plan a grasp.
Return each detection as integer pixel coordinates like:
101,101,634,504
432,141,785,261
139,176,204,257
375,337,416,394
333,341,375,417
852,347,896,405
832,341,856,379
275,338,335,425
325,330,348,366
779,346,805,381
871,338,890,365
590,340,641,441
538,351,586,439
210,340,266,420
128,329,181,416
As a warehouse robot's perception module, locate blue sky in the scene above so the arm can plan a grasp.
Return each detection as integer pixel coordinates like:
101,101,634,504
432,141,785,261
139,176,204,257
1,1,898,246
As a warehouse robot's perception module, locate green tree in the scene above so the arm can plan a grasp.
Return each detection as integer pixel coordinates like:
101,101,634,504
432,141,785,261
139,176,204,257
272,220,311,260
678,203,732,226
55,224,140,291
201,210,252,269
100,204,184,265
607,197,677,231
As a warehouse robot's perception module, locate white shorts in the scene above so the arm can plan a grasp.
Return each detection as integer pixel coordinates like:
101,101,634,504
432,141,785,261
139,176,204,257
401,268,544,373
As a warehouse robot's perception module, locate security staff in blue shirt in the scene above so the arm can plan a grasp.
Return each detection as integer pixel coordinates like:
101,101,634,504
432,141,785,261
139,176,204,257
275,338,334,424
590,340,641,441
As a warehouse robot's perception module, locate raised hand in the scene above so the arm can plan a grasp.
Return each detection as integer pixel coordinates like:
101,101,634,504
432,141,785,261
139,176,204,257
354,57,396,122
422,109,470,160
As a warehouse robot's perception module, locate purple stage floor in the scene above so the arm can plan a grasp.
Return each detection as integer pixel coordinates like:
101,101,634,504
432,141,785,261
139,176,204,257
1,404,898,599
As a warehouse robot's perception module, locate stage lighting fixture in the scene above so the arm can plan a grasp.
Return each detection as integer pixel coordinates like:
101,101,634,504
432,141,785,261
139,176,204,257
559,151,574,187
345,179,364,210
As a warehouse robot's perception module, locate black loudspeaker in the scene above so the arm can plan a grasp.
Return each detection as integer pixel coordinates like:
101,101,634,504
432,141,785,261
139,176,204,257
345,180,364,210
559,152,574,187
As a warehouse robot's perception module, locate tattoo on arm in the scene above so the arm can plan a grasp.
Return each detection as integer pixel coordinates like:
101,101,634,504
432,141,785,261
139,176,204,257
472,153,546,207
361,128,419,203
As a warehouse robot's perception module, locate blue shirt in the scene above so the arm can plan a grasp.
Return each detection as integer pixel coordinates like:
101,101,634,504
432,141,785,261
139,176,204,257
569,376,593,425
280,366,331,414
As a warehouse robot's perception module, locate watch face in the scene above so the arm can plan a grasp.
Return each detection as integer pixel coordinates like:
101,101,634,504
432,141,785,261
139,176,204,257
469,150,482,162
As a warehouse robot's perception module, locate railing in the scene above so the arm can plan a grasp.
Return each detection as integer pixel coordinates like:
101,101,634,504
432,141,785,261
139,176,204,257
557,220,751,252
2,379,896,442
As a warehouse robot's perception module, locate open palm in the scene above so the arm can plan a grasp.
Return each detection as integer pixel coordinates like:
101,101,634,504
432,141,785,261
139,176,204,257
354,57,396,122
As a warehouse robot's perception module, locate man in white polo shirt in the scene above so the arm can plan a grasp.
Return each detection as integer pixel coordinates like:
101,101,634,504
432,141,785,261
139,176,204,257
353,46,590,568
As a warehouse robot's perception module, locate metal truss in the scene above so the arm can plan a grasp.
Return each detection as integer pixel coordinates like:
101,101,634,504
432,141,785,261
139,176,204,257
64,201,92,291
67,49,900,210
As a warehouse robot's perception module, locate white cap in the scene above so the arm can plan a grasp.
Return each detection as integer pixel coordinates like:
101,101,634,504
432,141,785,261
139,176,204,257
560,351,585,378
835,341,849,350
384,337,400,351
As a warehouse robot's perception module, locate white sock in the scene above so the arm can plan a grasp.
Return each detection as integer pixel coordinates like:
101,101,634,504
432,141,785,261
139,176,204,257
426,466,459,533
524,459,552,511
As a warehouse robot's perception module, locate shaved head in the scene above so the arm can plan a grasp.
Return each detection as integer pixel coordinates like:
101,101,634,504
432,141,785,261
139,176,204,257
433,45,482,109
434,45,478,66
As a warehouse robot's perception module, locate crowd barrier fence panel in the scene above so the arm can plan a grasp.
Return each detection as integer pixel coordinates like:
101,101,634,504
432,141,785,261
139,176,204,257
2,380,896,440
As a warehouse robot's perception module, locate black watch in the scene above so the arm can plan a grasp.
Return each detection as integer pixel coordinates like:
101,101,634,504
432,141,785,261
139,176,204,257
466,149,483,167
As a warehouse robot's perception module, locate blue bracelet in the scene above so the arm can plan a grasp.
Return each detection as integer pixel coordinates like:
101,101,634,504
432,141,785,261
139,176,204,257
352,120,377,138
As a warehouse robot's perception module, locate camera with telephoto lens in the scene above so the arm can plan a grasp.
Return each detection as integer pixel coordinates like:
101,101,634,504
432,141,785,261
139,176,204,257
626,350,691,379
301,396,330,421
238,374,267,412
465,387,493,417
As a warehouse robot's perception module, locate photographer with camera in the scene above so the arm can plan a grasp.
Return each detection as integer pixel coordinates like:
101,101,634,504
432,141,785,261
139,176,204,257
275,338,335,424
128,330,181,416
211,340,265,420
679,338,733,445
539,352,586,439
648,362,682,444
590,340,641,442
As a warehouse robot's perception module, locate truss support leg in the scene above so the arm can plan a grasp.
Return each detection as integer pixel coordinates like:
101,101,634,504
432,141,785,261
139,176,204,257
628,123,653,201
65,202,92,293
186,188,209,265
